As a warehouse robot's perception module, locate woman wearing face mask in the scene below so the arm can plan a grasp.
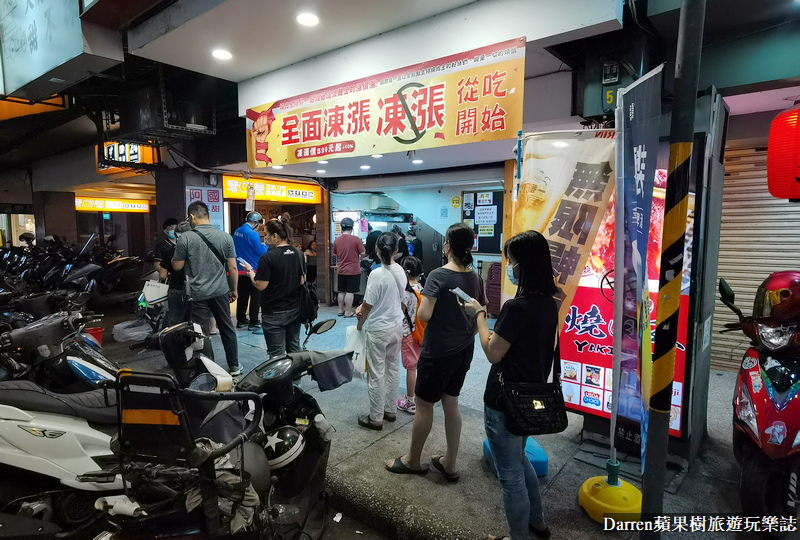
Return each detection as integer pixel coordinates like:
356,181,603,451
465,230,557,540
153,218,187,325
240,213,306,357
387,222,486,479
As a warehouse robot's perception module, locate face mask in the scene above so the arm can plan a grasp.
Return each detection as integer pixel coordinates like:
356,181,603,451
167,230,177,239
506,264,519,286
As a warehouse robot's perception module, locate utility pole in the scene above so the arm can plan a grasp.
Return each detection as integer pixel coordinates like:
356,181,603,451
641,0,706,537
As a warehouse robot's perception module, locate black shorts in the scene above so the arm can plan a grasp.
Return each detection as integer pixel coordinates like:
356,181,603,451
414,342,475,403
338,273,360,294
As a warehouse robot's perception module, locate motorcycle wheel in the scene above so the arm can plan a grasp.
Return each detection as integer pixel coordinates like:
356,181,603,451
740,452,793,538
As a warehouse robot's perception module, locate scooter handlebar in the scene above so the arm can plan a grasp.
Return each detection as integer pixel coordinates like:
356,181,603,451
129,341,147,350
180,389,263,461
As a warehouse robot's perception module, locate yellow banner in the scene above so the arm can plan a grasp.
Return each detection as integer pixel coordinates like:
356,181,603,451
246,38,525,168
75,197,150,213
505,131,617,323
222,175,322,204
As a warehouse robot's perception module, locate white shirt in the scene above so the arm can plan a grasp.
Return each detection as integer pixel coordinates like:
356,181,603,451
364,263,407,331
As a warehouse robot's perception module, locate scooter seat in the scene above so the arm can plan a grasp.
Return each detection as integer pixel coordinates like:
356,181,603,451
0,380,117,424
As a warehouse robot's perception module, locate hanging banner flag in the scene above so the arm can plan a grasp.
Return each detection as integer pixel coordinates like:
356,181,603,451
507,130,616,323
619,65,664,469
246,38,525,168
186,187,224,231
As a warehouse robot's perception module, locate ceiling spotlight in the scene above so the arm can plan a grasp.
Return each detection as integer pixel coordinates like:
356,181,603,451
318,160,329,164
297,13,319,26
372,154,383,158
272,165,283,169
360,165,371,170
212,49,232,60
412,159,423,164
552,141,568,148
316,169,326,173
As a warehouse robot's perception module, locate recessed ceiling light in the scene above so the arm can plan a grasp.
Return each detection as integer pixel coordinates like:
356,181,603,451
297,13,319,26
372,154,383,158
272,165,283,169
316,169,326,173
360,165,371,170
412,159,423,164
552,141,568,148
318,160,328,164
212,49,232,60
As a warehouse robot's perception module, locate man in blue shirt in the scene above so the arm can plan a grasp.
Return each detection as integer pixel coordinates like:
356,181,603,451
233,212,268,330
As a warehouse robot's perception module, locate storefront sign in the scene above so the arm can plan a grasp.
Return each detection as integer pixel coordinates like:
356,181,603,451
96,142,158,175
223,175,322,204
75,197,150,213
508,130,617,323
557,170,695,438
246,38,525,168
186,187,224,230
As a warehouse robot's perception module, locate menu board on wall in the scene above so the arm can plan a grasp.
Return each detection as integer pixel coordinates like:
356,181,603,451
461,190,503,253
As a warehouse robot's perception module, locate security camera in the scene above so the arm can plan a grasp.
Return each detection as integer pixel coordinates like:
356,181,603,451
438,189,441,194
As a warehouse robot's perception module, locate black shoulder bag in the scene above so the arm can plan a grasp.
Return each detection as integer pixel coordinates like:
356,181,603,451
498,334,568,436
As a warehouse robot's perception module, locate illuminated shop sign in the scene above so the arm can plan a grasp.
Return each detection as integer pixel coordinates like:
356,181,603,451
75,198,150,213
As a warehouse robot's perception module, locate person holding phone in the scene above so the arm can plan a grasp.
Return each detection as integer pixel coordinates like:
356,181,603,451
464,230,556,540
386,222,486,479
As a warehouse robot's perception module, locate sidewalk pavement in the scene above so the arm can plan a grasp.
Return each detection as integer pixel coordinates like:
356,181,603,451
106,304,749,539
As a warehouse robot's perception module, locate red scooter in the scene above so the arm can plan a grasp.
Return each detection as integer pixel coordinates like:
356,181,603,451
720,272,800,525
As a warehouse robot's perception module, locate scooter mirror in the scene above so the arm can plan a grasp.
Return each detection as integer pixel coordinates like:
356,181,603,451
73,292,91,306
188,373,218,391
719,279,735,305
310,319,336,335
719,278,744,320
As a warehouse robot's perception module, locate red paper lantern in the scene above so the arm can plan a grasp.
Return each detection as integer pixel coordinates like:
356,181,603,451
768,103,800,199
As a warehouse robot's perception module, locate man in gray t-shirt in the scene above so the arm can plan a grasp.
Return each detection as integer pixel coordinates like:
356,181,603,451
173,201,240,375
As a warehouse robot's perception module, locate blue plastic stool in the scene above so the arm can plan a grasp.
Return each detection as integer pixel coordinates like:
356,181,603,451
483,437,548,477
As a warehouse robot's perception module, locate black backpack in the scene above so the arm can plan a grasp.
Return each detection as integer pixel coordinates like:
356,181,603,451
299,281,319,326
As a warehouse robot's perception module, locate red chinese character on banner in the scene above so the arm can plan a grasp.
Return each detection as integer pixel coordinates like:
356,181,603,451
482,70,508,98
281,114,300,145
189,189,202,201
456,108,478,136
411,83,446,131
211,205,220,213
207,190,220,203
347,100,371,135
376,94,408,136
301,109,323,142
457,76,480,104
325,104,346,138
480,103,507,132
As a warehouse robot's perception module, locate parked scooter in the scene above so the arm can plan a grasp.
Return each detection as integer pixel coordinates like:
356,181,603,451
720,273,800,526
97,320,351,539
0,320,350,539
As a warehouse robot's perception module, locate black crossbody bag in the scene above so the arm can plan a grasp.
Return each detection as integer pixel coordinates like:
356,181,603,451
191,230,227,268
498,334,568,437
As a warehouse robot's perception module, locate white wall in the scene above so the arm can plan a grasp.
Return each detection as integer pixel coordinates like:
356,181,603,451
238,0,622,114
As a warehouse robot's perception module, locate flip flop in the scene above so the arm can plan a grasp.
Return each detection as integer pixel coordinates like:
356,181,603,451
385,457,429,475
431,455,460,482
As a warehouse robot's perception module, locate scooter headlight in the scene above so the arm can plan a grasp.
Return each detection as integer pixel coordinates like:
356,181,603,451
736,380,759,440
757,323,796,351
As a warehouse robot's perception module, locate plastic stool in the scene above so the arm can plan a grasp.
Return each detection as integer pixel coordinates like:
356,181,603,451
483,437,548,477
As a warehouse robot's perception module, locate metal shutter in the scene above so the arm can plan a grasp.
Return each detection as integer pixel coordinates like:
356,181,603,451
711,144,800,370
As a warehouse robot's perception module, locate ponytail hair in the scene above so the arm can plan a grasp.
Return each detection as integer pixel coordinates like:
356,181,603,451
265,212,293,242
445,223,474,268
376,232,398,266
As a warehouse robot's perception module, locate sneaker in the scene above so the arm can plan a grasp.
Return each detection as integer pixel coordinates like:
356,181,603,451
236,323,248,329
248,325,260,332
398,395,416,414
229,367,241,377
252,327,263,334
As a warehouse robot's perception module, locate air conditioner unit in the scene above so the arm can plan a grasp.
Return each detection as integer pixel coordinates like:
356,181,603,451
369,195,399,211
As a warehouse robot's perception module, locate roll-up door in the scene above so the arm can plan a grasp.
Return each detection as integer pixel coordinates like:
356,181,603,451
711,144,800,370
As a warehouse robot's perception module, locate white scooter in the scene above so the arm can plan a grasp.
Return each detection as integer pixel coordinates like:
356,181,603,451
0,321,228,535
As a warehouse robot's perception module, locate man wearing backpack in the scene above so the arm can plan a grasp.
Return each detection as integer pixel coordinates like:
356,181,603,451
172,201,240,376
